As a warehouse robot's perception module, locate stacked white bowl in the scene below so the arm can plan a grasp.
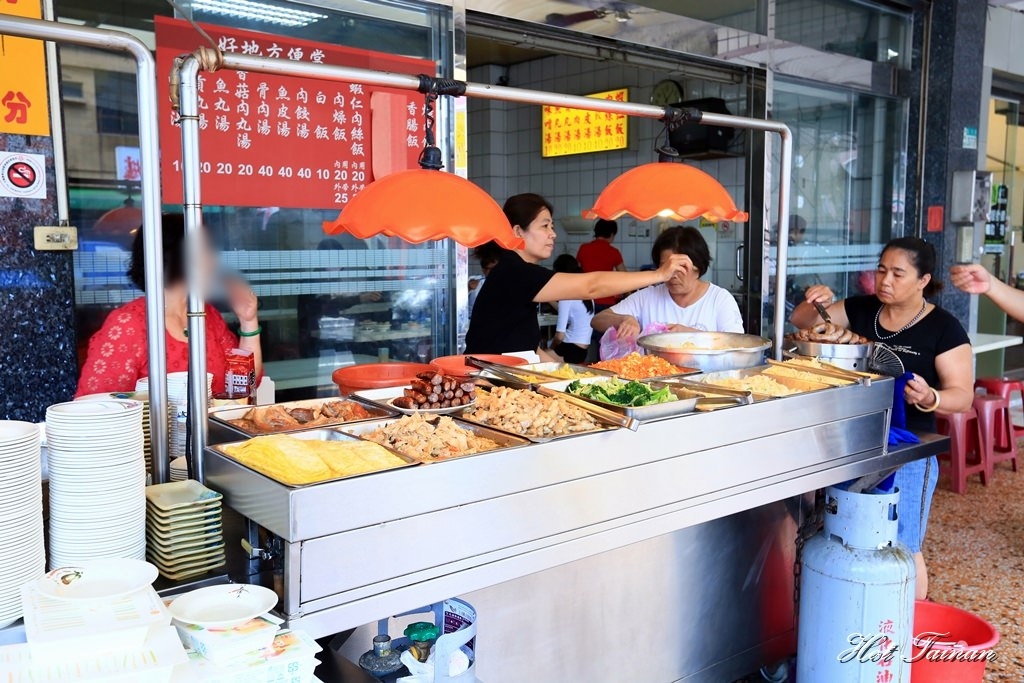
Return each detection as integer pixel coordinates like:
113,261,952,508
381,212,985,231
46,399,147,568
169,456,188,482
0,421,46,628
138,372,212,460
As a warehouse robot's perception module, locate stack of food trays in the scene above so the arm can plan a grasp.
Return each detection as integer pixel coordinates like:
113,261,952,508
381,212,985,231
353,371,621,444
208,359,865,489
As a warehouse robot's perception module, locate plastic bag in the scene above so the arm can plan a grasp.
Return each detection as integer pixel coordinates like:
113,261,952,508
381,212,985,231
599,323,671,361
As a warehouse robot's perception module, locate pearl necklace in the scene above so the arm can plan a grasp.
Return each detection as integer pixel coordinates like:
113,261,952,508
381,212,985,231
873,300,927,341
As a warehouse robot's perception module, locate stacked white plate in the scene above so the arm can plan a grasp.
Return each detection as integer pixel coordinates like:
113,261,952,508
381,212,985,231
139,372,213,461
46,399,147,568
0,421,46,628
146,481,225,581
77,390,152,477
170,456,189,482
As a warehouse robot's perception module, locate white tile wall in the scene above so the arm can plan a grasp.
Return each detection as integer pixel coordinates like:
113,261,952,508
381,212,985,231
467,56,749,292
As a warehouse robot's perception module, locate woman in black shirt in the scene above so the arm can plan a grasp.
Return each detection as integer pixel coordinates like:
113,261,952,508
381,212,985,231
791,237,973,600
465,194,691,357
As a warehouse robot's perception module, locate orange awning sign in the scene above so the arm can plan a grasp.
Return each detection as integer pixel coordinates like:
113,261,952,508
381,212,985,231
0,0,50,136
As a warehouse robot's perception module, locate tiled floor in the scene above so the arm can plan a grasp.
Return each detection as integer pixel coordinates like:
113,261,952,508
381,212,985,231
927,457,1024,681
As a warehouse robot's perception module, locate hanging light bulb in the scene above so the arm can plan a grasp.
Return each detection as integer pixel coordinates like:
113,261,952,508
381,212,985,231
585,113,748,224
324,79,521,249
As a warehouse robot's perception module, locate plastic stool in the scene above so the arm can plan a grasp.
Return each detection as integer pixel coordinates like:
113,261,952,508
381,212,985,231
973,394,1019,474
935,408,987,494
975,378,1024,442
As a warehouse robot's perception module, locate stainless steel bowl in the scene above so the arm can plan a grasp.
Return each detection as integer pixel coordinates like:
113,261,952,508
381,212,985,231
785,337,874,372
638,332,772,373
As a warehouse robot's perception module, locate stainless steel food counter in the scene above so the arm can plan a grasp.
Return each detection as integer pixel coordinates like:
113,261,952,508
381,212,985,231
204,376,946,681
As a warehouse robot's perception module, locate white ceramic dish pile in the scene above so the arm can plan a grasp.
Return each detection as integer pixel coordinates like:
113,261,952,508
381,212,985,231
169,456,188,482
77,390,153,476
46,399,146,568
146,480,225,580
137,372,213,461
0,421,46,628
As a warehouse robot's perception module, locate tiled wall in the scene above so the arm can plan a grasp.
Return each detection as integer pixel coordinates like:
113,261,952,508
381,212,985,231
467,57,749,294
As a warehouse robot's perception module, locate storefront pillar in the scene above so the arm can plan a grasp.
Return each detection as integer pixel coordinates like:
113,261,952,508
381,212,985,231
0,136,77,419
916,0,988,323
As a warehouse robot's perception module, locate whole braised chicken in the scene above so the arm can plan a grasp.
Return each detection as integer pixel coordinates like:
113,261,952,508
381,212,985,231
793,322,870,345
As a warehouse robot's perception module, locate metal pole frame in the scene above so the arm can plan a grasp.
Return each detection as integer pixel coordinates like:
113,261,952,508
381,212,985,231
174,50,793,464
176,57,209,483
0,15,170,481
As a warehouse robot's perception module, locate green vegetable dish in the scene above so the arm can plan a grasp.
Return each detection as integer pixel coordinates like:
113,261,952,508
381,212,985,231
566,378,677,407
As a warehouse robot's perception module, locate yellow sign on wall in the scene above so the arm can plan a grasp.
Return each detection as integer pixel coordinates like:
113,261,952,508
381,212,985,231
541,89,628,158
0,0,50,136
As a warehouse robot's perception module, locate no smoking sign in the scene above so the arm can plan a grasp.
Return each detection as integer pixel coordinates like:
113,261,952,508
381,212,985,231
0,152,46,199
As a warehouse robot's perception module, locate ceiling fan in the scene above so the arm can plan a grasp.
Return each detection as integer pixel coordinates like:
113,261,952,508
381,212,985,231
545,1,653,28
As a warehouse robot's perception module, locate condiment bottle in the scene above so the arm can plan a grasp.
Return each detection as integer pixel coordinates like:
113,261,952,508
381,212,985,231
403,622,440,663
358,634,403,677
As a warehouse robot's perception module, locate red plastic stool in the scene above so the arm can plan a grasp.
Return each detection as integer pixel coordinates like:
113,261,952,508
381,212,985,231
935,407,987,494
973,394,1019,474
975,377,1024,442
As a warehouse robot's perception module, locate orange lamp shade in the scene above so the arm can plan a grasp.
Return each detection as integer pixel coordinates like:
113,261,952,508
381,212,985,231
584,163,749,223
93,205,144,236
323,169,523,249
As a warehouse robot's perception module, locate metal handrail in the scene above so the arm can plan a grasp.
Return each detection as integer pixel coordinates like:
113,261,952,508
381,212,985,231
0,15,169,482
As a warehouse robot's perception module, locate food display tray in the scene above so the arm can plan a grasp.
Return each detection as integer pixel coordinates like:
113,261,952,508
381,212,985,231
338,416,530,463
210,428,418,488
541,377,702,422
475,362,616,387
208,397,394,444
454,386,621,444
690,366,832,401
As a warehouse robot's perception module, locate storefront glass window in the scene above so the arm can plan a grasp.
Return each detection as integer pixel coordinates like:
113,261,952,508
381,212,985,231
769,78,907,331
58,0,451,399
774,0,911,68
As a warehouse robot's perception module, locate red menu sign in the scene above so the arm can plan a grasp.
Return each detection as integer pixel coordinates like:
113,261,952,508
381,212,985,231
156,17,435,210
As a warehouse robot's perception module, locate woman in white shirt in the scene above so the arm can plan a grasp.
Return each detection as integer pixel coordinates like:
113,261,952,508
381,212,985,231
591,226,744,338
550,254,595,364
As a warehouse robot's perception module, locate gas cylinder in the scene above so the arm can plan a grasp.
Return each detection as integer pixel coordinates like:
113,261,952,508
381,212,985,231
797,486,916,682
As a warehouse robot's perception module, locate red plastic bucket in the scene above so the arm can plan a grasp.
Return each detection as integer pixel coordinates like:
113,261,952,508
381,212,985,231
910,600,999,682
332,361,433,396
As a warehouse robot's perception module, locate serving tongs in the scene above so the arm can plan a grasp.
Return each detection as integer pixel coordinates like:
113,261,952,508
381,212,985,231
534,385,640,431
659,378,755,408
779,350,877,385
466,356,562,386
813,301,832,324
765,358,872,386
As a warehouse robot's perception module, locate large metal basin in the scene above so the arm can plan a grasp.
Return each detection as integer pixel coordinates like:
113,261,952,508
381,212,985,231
638,332,771,373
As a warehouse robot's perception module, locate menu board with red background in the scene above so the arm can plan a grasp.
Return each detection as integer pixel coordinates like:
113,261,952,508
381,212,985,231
156,17,435,210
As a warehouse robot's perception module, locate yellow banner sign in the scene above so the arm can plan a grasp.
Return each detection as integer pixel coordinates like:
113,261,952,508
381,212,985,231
0,0,50,136
541,89,628,158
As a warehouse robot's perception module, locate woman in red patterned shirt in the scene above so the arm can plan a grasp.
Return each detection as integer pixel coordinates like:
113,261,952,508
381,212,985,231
76,214,262,397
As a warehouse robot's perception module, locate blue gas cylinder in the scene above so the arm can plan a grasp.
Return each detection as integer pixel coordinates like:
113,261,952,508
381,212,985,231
797,486,916,682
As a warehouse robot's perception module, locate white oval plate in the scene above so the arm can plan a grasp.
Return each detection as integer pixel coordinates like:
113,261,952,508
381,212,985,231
386,397,475,415
169,584,277,628
37,558,157,601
